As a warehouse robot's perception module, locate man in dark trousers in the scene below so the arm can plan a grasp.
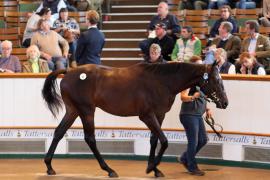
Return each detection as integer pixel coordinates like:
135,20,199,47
75,10,105,65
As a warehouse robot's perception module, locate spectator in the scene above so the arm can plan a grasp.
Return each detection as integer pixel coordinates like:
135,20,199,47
143,43,166,63
86,0,104,11
209,5,238,38
236,0,256,9
139,23,174,61
194,0,209,9
260,0,270,27
148,1,180,41
179,0,209,10
22,7,52,48
31,19,69,70
241,20,270,72
75,10,105,65
171,26,202,62
236,52,266,75
177,55,212,176
215,48,236,74
36,0,67,25
208,0,229,9
53,7,80,67
22,45,50,73
0,40,21,73
205,21,241,64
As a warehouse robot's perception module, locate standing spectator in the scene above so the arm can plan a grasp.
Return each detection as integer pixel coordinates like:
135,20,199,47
241,20,270,72
22,7,52,48
205,21,241,64
236,52,266,75
178,56,212,176
260,0,270,27
53,7,80,67
0,40,21,73
36,0,67,25
171,26,202,62
75,10,105,65
148,1,180,41
236,0,256,9
139,23,174,61
31,19,69,70
22,45,50,73
208,0,229,9
143,44,166,63
209,5,238,38
215,48,236,74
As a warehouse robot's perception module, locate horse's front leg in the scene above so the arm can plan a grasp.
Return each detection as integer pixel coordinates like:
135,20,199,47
80,110,118,178
148,133,164,177
140,113,168,177
45,111,77,175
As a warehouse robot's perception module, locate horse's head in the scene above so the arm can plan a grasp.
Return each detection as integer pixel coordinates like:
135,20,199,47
199,62,228,109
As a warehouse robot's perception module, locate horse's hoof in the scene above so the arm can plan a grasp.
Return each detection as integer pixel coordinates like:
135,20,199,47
108,171,118,178
154,169,165,177
146,164,155,174
47,169,56,175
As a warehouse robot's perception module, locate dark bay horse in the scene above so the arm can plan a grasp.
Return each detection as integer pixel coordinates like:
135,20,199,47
42,62,228,178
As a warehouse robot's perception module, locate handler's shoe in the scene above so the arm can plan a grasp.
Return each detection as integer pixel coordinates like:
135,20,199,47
189,169,205,176
176,157,188,171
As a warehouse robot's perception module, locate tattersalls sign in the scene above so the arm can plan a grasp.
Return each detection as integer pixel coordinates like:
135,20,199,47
0,129,270,147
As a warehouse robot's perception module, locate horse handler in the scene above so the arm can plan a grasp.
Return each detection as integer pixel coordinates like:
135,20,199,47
178,56,213,176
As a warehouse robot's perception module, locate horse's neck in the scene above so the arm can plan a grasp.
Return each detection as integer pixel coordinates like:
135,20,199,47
167,64,205,94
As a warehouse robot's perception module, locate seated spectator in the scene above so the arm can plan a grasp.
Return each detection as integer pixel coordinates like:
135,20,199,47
208,0,229,9
209,5,238,38
0,40,21,73
179,0,208,10
139,23,174,61
236,0,256,9
260,0,270,27
36,0,67,25
205,21,241,64
31,19,69,70
53,7,80,67
22,45,50,73
241,20,270,72
87,0,104,11
236,52,266,75
147,1,180,41
22,7,52,48
215,48,236,74
143,43,166,63
171,26,202,62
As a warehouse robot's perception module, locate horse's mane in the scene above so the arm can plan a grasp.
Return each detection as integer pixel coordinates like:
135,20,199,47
140,62,203,75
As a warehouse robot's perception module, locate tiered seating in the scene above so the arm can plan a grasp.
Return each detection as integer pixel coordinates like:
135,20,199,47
0,27,21,47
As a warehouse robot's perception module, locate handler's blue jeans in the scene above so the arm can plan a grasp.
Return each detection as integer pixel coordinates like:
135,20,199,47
180,114,208,171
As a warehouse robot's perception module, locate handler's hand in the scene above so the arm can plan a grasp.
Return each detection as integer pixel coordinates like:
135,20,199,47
206,108,213,119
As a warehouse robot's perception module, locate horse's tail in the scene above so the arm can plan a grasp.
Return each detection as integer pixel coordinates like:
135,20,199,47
42,69,67,118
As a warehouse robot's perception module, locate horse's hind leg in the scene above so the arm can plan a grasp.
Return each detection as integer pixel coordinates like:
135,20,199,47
139,113,168,177
80,110,118,178
44,110,78,175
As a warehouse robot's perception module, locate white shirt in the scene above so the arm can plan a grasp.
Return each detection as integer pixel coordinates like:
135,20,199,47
248,33,259,53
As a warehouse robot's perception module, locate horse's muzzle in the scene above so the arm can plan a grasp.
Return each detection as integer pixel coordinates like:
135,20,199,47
217,101,228,109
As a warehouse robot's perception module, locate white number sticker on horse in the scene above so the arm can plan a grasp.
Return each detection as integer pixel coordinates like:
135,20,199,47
80,73,87,80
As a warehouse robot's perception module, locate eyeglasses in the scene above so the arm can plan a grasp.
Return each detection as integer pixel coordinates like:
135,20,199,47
2,47,11,50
